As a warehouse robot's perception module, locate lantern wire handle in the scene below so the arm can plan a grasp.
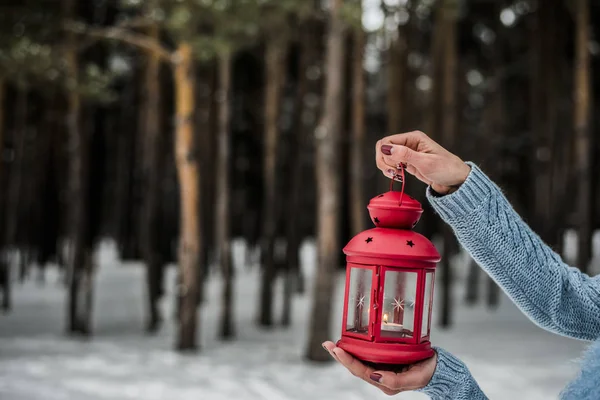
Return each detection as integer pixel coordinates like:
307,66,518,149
388,163,406,206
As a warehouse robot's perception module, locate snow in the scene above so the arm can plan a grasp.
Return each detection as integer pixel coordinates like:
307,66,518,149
0,239,591,400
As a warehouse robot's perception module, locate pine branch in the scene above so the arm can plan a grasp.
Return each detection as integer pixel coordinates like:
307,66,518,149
66,23,175,64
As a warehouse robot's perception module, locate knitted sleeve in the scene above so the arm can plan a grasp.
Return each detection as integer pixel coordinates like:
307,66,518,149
427,162,600,341
417,347,488,400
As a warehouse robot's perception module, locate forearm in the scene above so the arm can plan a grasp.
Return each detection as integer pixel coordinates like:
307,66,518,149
418,348,487,400
427,163,600,341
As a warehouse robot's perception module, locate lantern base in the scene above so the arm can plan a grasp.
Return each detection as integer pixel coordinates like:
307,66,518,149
336,336,435,365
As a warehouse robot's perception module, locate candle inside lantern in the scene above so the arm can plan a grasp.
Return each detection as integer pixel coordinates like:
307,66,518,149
382,312,404,331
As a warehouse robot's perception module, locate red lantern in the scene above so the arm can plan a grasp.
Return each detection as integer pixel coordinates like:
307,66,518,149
336,169,440,365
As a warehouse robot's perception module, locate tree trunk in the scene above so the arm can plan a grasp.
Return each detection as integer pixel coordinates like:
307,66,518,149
487,275,500,309
574,0,592,273
174,43,201,351
0,78,7,312
290,20,323,296
64,1,93,334
258,37,287,327
140,22,164,333
438,0,458,328
464,258,479,305
350,15,366,235
5,88,27,249
530,1,560,244
282,29,310,326
216,52,234,339
0,77,4,200
198,63,217,305
387,23,406,135
306,0,345,362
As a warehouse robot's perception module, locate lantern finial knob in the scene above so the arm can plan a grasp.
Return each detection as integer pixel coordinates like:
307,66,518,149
367,191,423,229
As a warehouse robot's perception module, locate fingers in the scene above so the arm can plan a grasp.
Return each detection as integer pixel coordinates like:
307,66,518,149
381,131,429,150
322,341,340,362
324,344,400,396
332,348,398,396
331,347,371,379
371,356,437,392
375,140,394,178
369,370,411,391
382,144,429,168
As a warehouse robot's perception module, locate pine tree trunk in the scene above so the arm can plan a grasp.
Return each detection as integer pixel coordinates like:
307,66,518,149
0,78,7,312
291,21,323,296
530,2,560,244
464,259,479,305
306,0,345,362
282,30,310,326
387,24,406,135
216,52,234,339
140,22,164,333
259,37,287,327
64,1,92,334
350,17,366,235
198,63,217,305
438,0,458,328
174,43,201,351
487,275,500,309
574,0,592,273
0,77,4,200
421,5,445,242
6,88,27,249
485,2,507,307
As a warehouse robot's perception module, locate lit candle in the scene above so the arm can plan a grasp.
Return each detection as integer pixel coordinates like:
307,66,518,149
383,313,388,323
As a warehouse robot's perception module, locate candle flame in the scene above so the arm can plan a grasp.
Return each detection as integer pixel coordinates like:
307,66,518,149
383,313,388,323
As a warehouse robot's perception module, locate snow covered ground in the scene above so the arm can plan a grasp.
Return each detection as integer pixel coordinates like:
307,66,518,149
0,239,592,400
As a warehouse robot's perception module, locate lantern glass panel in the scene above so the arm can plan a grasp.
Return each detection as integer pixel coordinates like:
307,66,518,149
381,271,418,339
346,267,372,335
421,271,434,340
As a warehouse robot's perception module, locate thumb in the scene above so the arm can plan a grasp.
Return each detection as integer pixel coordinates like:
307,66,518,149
383,144,429,168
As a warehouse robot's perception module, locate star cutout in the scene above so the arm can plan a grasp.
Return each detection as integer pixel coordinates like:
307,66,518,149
373,217,380,224
406,240,415,247
392,298,404,311
365,237,373,244
356,295,365,308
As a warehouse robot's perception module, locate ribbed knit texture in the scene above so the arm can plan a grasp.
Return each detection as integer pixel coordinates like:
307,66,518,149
416,162,600,399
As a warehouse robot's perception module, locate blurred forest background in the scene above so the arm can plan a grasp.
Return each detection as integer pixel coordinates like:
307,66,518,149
0,0,599,368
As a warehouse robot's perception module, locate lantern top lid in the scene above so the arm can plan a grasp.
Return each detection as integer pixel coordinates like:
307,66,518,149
367,191,423,229
343,227,441,264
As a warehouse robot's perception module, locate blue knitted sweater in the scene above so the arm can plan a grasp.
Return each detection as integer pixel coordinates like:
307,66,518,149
417,163,600,399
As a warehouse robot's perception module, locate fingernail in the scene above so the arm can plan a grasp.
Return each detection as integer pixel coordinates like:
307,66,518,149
370,373,382,383
381,144,393,155
329,349,339,360
386,169,396,177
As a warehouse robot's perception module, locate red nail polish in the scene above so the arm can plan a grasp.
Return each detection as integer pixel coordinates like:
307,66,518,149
381,144,393,155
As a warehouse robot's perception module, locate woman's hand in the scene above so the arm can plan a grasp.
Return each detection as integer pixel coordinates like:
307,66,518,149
376,131,471,195
322,341,437,395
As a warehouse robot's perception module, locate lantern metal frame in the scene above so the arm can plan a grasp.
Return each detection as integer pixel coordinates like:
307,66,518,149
336,166,440,365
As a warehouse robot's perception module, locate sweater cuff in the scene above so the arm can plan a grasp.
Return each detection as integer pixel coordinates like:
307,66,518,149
417,347,472,399
426,162,494,222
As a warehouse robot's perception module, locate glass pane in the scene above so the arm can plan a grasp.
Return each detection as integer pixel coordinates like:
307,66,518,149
346,267,372,334
381,271,418,339
421,271,434,340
